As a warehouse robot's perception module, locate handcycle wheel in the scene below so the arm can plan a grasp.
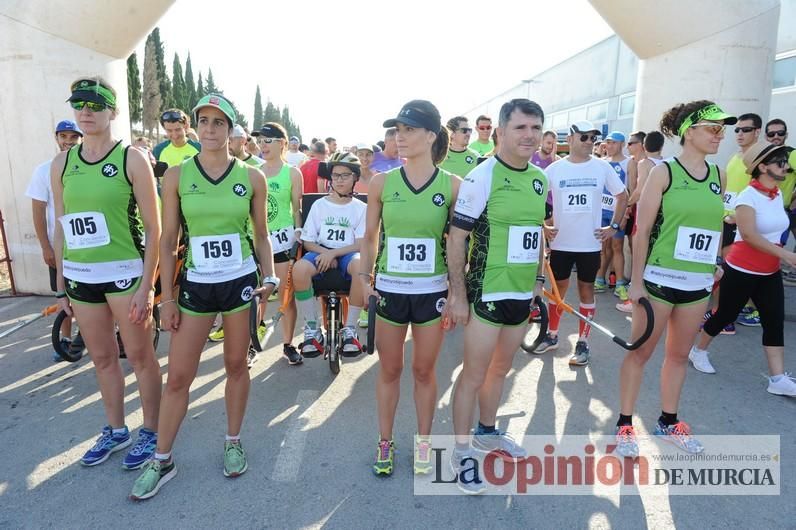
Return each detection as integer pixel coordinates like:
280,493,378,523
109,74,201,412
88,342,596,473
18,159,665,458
51,310,85,362
327,302,340,375
520,296,549,354
364,295,377,355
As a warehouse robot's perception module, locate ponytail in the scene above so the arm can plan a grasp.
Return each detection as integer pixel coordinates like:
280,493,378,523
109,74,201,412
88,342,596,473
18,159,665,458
431,127,450,166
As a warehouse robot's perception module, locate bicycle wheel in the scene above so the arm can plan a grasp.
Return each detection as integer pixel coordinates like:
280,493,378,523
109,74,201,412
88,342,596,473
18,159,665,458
520,296,549,354
51,310,85,362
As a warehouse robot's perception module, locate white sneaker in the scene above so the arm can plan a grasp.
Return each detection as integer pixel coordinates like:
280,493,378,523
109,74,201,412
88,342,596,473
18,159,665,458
688,346,716,374
767,373,796,397
301,324,324,357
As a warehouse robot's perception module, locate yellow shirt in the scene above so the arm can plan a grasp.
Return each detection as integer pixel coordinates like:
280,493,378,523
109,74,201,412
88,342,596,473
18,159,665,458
156,141,200,168
724,153,750,215
776,149,796,210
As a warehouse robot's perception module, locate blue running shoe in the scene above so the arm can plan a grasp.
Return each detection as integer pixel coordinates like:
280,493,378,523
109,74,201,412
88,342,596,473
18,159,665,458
122,428,158,470
737,310,761,327
654,420,704,454
81,425,132,466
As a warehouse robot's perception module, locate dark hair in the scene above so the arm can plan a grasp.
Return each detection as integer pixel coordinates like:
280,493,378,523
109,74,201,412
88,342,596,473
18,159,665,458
766,118,787,134
498,99,544,128
376,140,386,150
659,99,715,145
630,131,646,144
542,129,557,139
751,147,793,179
431,127,450,166
311,137,319,144
325,137,336,144
299,143,309,152
644,131,665,152
160,108,190,127
384,128,397,140
476,115,492,125
311,141,326,154
446,116,468,132
737,113,762,129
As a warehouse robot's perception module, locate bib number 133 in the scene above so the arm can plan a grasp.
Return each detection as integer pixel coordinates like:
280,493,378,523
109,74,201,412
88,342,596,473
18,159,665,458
387,237,435,273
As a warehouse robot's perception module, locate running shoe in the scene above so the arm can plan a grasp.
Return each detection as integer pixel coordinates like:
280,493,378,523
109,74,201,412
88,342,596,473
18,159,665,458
766,372,796,397
81,425,132,466
257,322,269,343
594,278,608,293
720,322,736,335
71,332,85,353
532,333,558,354
614,425,639,458
373,439,394,476
130,458,177,501
300,324,324,358
283,344,303,365
449,447,486,495
740,305,754,315
614,284,629,301
357,308,369,328
52,338,71,362
688,346,716,374
569,341,590,366
341,326,363,357
737,310,761,327
224,440,248,477
414,434,432,475
608,272,616,289
472,427,527,460
654,420,704,454
615,300,633,313
208,327,225,342
783,271,796,286
246,346,259,369
122,428,158,470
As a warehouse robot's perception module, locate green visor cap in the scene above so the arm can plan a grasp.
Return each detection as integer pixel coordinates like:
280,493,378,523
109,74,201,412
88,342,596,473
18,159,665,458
192,93,236,127
678,104,737,136
67,79,117,108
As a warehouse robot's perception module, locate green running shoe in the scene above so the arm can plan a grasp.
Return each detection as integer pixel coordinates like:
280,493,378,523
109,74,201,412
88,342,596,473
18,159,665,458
414,434,432,475
224,440,248,477
372,438,394,476
130,458,177,501
208,327,225,342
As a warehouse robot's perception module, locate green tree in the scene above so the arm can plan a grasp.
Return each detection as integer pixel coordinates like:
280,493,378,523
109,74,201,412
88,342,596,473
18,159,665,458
253,85,263,130
148,27,172,112
171,52,187,111
263,100,280,123
281,106,302,139
142,37,161,138
196,72,205,99
184,53,197,109
126,52,142,128
205,69,218,94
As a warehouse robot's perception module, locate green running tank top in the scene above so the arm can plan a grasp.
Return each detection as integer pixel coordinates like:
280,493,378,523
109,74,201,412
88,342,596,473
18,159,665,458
60,141,144,283
266,164,294,231
376,167,452,294
179,157,256,283
643,158,723,291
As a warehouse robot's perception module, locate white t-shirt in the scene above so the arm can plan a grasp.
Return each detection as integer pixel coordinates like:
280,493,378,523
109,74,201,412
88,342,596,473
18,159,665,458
547,156,625,252
285,151,308,167
25,159,55,244
301,196,366,249
733,187,789,244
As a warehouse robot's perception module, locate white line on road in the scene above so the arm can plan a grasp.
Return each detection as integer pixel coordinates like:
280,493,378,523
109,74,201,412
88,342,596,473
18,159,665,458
270,389,320,482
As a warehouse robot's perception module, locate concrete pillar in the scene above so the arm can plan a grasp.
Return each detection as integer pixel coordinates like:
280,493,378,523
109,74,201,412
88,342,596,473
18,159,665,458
0,0,173,294
590,0,781,162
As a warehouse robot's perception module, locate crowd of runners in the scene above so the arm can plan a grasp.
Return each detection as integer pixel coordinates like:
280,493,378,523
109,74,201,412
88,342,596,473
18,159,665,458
22,76,796,497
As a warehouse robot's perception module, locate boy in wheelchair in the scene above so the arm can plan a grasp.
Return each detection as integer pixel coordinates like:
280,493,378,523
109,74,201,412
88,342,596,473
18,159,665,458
293,153,367,357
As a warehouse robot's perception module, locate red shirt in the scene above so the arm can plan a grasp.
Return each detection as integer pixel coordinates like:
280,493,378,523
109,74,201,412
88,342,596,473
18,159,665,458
300,158,322,193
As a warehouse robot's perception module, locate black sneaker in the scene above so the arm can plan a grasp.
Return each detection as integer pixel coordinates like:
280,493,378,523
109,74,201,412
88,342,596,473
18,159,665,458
247,346,259,369
70,332,85,354
283,344,303,365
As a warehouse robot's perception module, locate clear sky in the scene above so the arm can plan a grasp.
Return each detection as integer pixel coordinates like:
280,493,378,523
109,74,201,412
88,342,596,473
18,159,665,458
136,0,613,146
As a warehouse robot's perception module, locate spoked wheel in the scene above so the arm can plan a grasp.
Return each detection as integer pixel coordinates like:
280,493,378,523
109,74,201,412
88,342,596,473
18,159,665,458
520,296,549,354
51,310,86,362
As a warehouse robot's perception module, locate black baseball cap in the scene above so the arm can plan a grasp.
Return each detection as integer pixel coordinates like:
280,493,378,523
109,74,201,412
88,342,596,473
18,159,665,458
251,124,287,139
383,100,441,133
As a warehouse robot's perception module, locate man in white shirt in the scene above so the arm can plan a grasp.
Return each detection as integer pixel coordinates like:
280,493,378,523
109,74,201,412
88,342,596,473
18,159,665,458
533,120,627,366
26,120,83,361
286,135,308,167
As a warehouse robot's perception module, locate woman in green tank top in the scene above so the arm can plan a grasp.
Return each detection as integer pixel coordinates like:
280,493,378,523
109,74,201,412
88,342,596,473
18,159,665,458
360,100,461,476
252,122,305,365
52,77,163,470
616,101,735,458
131,94,278,500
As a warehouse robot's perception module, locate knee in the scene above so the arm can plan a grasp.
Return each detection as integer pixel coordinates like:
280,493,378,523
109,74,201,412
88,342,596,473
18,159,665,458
612,239,624,252
380,362,403,384
124,345,158,370
412,363,436,385
487,359,512,379
165,370,193,394
627,348,653,367
459,365,487,390
91,349,120,371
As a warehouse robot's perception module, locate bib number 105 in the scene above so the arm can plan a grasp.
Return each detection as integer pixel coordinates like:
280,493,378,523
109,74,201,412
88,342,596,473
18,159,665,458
68,216,97,236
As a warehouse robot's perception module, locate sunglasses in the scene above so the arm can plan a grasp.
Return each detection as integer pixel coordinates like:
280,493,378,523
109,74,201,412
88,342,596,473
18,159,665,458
691,123,725,135
579,133,599,142
734,126,757,134
331,172,355,180
627,140,639,146
457,128,473,134
256,137,283,144
70,100,107,112
477,125,492,131
161,111,185,122
766,130,787,138
766,158,790,169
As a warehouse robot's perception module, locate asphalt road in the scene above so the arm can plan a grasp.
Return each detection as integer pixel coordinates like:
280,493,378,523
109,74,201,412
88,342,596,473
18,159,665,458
1,286,794,529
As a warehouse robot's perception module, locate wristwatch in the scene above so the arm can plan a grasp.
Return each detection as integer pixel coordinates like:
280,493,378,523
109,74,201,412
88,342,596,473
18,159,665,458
610,222,620,230
262,275,281,290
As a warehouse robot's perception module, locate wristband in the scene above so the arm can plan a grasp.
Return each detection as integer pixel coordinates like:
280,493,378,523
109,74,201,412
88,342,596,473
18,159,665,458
262,275,281,290
535,275,546,284
55,291,67,299
294,227,303,236
157,299,176,308
357,272,374,279
715,256,725,266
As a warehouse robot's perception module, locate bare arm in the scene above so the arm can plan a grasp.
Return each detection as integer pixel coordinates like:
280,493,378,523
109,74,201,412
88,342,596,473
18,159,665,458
31,200,54,267
359,173,384,293
50,151,69,296
629,159,653,206
128,147,161,293
158,167,181,303
250,167,275,280
290,167,304,230
629,165,667,301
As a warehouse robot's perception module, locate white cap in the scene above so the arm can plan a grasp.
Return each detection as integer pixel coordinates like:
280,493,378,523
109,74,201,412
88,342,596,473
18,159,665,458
569,120,600,135
231,124,247,138
355,142,374,153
